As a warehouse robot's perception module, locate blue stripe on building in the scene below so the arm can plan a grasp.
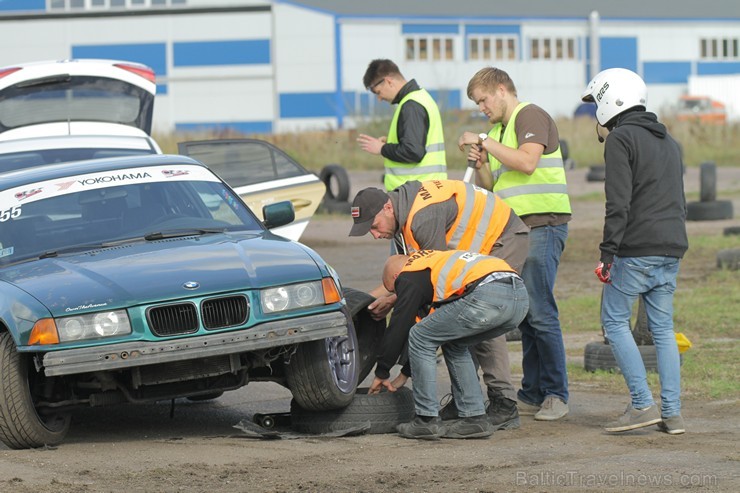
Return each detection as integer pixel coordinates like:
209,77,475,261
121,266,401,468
175,121,273,134
600,37,638,73
402,24,460,35
464,25,521,35
643,62,692,83
72,44,167,75
427,89,461,112
0,0,44,11
280,92,338,118
697,61,740,75
173,40,270,67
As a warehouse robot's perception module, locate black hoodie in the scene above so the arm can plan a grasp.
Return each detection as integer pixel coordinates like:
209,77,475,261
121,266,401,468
600,110,688,264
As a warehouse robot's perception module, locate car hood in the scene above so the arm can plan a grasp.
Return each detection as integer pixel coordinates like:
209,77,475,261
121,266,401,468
0,234,322,317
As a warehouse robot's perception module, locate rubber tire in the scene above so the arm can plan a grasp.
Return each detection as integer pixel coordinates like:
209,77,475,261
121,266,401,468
686,200,733,221
285,319,359,411
586,164,605,182
319,164,351,202
290,387,415,435
505,327,522,341
583,341,659,372
0,332,70,449
342,287,384,384
724,226,740,236
186,391,224,402
699,162,717,203
318,197,351,215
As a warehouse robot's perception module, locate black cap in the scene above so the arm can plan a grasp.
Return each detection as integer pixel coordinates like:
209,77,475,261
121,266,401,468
348,188,389,236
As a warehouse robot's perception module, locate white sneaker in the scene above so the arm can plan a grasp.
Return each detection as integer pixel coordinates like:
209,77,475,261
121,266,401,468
534,396,569,421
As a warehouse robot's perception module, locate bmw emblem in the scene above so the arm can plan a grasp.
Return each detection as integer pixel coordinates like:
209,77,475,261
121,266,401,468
183,281,200,290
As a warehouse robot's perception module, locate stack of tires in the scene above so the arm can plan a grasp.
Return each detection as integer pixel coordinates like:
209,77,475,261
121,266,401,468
687,162,733,221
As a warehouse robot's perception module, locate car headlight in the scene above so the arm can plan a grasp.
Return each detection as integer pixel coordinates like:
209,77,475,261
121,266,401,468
57,310,132,342
261,281,324,313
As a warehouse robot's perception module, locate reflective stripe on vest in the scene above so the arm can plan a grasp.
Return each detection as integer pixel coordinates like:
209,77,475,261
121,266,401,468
402,250,514,302
488,102,571,216
384,89,447,191
401,180,512,254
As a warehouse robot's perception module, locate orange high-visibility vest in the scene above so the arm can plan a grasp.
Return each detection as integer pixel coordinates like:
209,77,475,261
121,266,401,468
401,180,512,254
402,250,515,303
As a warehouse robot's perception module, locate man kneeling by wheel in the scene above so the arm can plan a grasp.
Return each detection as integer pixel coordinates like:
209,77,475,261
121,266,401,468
369,250,529,440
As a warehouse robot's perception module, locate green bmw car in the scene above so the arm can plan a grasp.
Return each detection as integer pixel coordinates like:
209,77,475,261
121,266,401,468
0,154,372,449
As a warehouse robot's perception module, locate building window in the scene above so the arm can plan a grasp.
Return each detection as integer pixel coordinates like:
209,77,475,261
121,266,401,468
700,37,739,59
405,36,454,61
48,0,187,9
529,37,576,60
468,35,518,61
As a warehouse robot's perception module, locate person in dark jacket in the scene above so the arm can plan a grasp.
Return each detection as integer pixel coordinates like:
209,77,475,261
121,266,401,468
582,68,688,435
357,59,447,192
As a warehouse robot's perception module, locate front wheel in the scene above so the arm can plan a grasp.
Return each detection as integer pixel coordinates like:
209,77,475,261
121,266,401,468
285,316,359,411
0,332,70,449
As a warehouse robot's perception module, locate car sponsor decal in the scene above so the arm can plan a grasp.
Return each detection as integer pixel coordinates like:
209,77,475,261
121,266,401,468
0,246,14,259
0,165,219,211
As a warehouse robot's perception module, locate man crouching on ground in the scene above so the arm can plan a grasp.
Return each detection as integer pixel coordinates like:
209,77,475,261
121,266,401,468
369,250,529,440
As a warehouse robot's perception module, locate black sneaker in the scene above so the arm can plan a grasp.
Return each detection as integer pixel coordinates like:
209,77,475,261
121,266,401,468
486,391,521,430
444,415,494,439
438,393,459,421
396,416,447,441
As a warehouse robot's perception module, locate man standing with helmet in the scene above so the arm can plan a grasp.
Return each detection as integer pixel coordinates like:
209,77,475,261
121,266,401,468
458,67,571,421
357,59,447,192
581,68,688,434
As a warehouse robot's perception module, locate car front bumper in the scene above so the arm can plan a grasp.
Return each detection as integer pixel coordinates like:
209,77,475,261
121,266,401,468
42,311,348,377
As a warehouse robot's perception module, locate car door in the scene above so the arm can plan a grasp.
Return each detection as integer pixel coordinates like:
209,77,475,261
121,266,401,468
178,139,326,241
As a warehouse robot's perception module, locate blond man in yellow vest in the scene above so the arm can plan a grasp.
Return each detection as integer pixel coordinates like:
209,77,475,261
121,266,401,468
369,250,529,440
357,59,447,191
458,67,572,421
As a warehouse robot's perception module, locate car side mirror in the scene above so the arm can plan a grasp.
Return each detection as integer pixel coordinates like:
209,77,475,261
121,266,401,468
262,201,295,229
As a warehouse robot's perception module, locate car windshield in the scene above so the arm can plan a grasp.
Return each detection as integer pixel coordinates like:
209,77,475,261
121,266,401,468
0,164,263,266
0,76,153,133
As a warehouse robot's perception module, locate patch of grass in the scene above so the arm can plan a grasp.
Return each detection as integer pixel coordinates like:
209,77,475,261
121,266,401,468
154,116,740,173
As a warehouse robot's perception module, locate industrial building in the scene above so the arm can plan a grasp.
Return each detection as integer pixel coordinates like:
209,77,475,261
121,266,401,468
1,0,738,133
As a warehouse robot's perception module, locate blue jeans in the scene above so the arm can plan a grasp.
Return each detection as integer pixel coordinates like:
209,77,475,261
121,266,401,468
601,255,682,417
408,278,529,417
517,224,569,405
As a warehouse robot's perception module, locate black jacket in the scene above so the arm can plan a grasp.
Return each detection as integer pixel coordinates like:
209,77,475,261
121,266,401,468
380,79,430,164
600,111,688,264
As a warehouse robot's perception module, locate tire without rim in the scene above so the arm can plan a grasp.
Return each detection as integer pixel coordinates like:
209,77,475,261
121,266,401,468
290,387,415,435
586,164,605,182
0,332,70,449
342,287,384,384
505,327,522,341
583,341,659,372
686,200,733,221
699,162,717,203
319,164,351,202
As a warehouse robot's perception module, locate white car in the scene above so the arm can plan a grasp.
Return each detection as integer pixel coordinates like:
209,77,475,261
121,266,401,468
0,59,325,241
0,58,161,165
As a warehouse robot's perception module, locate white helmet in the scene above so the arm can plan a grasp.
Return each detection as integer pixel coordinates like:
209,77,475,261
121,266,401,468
581,68,647,126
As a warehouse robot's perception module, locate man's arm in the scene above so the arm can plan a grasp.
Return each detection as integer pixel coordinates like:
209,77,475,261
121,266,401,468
381,100,429,163
371,271,431,386
600,134,633,264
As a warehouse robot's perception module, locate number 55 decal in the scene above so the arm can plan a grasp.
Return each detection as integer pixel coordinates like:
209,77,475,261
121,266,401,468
0,205,21,222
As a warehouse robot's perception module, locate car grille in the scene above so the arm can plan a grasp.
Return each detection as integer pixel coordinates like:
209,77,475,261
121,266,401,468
202,295,249,329
146,295,249,336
